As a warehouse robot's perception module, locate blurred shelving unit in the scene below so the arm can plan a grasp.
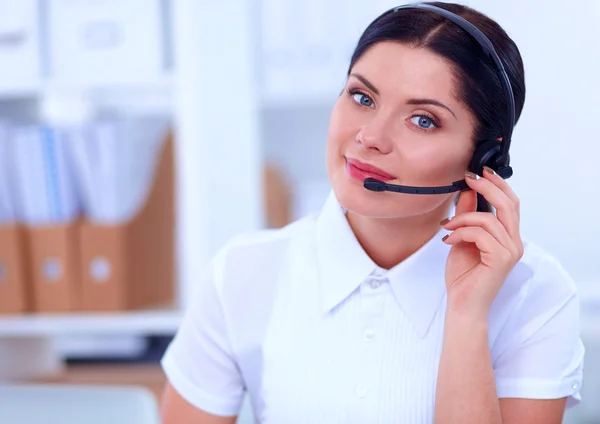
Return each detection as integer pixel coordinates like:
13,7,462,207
0,0,263,379
0,308,182,338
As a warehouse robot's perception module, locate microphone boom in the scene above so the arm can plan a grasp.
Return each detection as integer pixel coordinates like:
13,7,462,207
362,167,511,195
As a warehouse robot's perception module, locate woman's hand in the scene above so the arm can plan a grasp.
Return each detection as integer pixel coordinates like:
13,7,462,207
440,166,524,321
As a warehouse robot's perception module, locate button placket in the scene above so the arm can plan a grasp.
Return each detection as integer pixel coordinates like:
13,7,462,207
359,277,387,340
354,384,368,398
354,276,388,406
365,276,384,290
363,327,375,342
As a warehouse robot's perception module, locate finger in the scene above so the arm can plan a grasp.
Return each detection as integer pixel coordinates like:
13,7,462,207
482,166,520,219
442,226,513,266
479,168,525,257
454,187,477,216
464,171,519,241
441,212,517,256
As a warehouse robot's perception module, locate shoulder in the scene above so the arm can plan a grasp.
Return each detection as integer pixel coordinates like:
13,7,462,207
491,239,585,407
492,238,580,326
491,237,582,348
198,214,320,345
517,239,580,329
495,238,577,303
515,239,578,304
217,213,317,264
209,213,319,295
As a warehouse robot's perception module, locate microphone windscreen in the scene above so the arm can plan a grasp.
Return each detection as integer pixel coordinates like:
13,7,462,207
363,178,387,192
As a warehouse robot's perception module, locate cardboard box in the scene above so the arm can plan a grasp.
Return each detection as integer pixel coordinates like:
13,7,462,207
78,134,175,311
0,224,30,314
0,0,42,93
46,0,169,86
27,222,81,312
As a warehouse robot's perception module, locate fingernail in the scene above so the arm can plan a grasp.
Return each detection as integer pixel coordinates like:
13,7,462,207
442,234,450,242
465,171,480,180
483,166,497,176
440,218,450,226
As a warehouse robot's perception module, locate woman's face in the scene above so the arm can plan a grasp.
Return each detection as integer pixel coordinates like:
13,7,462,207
326,41,477,219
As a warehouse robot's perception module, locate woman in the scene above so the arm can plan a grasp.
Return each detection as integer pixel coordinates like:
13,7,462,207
160,2,584,423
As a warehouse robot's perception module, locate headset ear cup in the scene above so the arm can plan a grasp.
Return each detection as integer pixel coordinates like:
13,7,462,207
468,139,502,175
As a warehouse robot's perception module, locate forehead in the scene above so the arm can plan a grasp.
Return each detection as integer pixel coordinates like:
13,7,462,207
351,41,458,101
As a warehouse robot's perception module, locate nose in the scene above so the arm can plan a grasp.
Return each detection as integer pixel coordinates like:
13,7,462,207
356,113,395,154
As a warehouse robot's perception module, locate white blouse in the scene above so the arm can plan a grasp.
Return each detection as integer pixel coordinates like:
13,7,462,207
161,191,584,423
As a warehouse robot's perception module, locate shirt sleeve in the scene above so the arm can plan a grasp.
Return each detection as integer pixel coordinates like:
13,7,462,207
161,248,245,417
493,253,585,409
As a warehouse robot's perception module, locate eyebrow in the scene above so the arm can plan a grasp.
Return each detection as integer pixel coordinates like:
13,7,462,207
349,72,457,120
350,73,380,95
407,98,457,119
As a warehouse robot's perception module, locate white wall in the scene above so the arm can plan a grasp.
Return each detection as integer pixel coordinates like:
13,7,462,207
171,0,264,307
463,0,599,286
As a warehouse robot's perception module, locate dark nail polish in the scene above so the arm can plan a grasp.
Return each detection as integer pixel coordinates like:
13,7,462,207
483,166,497,176
465,171,480,180
440,218,450,226
442,234,450,242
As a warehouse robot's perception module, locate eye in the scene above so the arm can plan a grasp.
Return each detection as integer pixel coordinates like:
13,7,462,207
352,92,374,108
410,115,439,130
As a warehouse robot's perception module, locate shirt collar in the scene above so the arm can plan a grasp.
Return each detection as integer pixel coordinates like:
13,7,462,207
315,190,452,338
315,191,378,313
385,225,451,338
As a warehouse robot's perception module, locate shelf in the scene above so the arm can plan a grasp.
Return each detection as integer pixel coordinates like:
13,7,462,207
0,307,183,338
1,307,597,339
0,80,42,99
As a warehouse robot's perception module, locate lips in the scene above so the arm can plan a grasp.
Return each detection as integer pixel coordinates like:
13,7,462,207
346,157,396,182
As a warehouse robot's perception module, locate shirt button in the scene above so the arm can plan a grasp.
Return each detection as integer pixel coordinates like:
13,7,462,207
369,279,381,289
363,328,375,341
355,384,368,398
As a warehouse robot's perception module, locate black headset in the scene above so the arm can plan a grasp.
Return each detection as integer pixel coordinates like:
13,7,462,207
363,2,516,196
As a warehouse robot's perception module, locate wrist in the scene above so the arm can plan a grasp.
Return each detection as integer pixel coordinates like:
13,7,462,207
446,290,492,324
445,304,489,332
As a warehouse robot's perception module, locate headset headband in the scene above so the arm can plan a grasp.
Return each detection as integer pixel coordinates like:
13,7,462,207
391,3,516,168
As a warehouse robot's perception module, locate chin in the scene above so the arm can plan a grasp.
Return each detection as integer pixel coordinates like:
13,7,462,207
330,173,453,220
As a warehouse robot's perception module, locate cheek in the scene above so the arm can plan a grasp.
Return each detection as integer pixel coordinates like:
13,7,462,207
399,142,473,182
327,102,357,155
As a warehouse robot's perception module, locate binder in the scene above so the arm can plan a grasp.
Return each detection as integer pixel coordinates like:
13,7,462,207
10,124,81,313
78,131,175,311
0,224,30,314
27,222,80,312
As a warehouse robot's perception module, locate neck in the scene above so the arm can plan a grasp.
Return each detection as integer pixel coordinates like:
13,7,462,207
346,198,454,270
